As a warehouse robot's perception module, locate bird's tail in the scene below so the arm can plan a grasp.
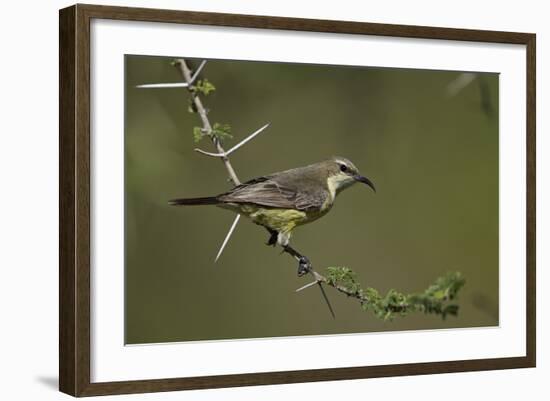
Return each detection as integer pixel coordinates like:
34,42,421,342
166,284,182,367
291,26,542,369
168,196,220,206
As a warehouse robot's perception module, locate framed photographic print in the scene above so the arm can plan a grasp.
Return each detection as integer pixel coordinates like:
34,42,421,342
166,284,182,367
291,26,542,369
59,4,536,397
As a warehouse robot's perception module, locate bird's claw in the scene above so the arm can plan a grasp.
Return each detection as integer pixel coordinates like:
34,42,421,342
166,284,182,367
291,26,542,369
266,231,278,247
298,256,311,277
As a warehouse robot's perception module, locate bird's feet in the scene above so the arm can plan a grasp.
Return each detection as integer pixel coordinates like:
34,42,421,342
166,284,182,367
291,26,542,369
297,256,311,277
265,230,278,247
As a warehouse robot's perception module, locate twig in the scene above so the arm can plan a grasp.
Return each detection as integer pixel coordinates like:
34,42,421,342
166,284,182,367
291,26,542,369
173,59,242,261
313,267,464,320
174,59,241,186
308,268,365,301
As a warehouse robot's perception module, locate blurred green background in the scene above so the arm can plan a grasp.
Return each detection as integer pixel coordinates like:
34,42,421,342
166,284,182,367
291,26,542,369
124,55,499,344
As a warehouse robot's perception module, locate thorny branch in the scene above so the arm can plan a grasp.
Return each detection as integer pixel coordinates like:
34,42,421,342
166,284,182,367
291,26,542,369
143,58,466,320
174,59,241,186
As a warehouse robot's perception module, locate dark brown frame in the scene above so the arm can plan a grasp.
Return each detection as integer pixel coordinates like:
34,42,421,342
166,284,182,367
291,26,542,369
59,3,536,397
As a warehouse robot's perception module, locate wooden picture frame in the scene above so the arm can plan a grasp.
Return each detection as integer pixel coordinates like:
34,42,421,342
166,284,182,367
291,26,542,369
59,3,536,397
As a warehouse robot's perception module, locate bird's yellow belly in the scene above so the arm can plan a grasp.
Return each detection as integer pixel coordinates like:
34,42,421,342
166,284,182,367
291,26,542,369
231,204,329,233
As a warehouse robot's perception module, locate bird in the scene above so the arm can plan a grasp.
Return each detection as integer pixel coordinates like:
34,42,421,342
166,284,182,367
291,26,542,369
169,156,375,276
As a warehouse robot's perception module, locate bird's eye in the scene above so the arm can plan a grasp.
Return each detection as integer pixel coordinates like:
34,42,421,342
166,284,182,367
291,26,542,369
340,164,348,172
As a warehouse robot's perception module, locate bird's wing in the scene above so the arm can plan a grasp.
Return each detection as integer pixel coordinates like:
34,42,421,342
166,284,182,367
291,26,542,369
219,176,328,211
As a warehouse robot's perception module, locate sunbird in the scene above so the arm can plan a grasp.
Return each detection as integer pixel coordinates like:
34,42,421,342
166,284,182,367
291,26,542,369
169,156,375,276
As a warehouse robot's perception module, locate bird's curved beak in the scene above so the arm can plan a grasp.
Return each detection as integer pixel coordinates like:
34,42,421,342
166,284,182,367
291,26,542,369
354,175,376,192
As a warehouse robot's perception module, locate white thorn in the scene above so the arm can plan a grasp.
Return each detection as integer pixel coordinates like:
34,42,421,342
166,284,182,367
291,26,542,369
225,123,270,156
190,60,207,84
194,148,224,157
135,82,189,89
295,280,320,293
194,123,271,158
215,214,241,262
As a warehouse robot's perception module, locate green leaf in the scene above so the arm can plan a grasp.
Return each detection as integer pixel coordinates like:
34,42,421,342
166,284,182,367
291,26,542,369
193,126,205,143
211,122,233,142
194,79,216,96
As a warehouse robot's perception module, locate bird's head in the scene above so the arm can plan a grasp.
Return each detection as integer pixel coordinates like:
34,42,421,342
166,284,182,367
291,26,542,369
323,156,376,196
